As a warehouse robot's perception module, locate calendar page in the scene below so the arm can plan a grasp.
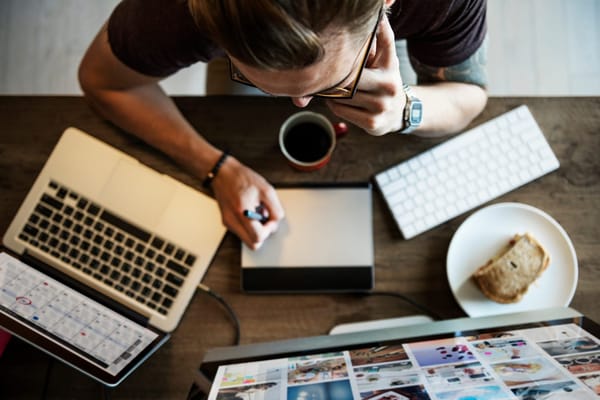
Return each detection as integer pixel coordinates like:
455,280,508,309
0,252,167,383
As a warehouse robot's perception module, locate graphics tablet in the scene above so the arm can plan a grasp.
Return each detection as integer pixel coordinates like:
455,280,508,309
241,183,374,292
191,307,600,399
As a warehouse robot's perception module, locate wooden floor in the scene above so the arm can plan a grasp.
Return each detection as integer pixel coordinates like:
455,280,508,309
0,0,598,96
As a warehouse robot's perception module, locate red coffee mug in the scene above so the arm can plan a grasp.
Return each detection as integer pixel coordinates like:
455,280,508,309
279,111,345,172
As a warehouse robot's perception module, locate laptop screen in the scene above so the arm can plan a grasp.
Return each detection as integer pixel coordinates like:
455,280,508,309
198,310,600,399
0,252,169,386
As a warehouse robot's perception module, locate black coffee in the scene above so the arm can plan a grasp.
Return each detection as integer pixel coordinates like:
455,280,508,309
283,122,332,163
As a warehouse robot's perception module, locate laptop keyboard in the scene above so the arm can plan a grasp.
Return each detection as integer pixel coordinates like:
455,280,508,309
17,180,198,316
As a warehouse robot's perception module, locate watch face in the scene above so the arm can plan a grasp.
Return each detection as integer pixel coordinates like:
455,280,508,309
409,102,423,125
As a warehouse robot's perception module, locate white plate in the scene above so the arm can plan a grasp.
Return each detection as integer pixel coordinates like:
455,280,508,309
447,202,578,317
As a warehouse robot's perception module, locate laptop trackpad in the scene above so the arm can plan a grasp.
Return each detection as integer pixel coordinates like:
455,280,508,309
98,159,175,229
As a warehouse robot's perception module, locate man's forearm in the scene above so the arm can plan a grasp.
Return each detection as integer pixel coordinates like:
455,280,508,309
411,82,487,137
82,82,222,179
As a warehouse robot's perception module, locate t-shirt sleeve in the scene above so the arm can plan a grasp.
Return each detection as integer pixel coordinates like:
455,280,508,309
389,0,487,67
107,0,222,77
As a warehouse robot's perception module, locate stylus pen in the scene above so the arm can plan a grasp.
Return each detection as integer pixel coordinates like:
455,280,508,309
243,208,268,224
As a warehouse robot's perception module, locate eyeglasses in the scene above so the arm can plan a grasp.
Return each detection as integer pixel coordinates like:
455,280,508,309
228,7,383,99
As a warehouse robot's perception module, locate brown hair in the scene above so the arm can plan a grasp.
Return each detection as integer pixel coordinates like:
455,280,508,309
188,0,381,69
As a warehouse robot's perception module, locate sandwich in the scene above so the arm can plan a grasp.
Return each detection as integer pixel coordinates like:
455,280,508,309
472,233,550,304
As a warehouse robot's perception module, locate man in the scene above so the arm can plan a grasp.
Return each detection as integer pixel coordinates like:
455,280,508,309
78,0,487,250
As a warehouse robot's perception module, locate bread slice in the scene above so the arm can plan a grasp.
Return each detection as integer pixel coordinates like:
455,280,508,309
472,233,550,304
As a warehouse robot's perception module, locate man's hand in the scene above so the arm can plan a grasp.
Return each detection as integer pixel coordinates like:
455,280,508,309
326,15,406,136
211,156,284,250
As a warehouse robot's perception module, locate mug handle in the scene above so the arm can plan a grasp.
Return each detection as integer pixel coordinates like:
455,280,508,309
333,122,349,138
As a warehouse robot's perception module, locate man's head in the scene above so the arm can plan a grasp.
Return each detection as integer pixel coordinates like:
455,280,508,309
189,0,381,69
189,0,384,103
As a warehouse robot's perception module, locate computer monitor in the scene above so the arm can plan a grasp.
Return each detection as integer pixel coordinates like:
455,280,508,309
190,307,600,399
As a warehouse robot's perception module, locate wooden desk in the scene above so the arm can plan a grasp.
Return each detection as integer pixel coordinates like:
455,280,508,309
0,96,598,399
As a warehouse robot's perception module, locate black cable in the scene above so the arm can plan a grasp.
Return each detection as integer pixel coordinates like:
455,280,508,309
102,384,112,400
197,284,241,345
363,290,444,321
40,357,55,400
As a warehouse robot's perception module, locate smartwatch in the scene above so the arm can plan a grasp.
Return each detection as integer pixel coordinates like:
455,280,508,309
399,84,423,134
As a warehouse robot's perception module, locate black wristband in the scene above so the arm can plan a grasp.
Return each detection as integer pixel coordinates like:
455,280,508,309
202,150,229,188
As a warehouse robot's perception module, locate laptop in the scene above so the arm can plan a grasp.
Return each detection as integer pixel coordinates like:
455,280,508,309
191,307,600,399
1,127,226,385
241,183,374,292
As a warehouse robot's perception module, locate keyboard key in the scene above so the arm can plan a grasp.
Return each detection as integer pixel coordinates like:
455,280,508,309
100,210,151,242
36,204,53,218
162,298,173,309
184,254,196,266
23,224,39,237
163,285,178,298
41,194,63,210
174,249,185,261
56,188,68,199
166,259,188,276
152,292,162,303
49,224,60,234
120,275,131,287
121,262,132,273
166,273,183,287
88,203,100,216
151,237,165,250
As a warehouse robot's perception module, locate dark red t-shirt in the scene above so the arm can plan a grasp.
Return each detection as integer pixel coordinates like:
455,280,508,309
107,0,486,77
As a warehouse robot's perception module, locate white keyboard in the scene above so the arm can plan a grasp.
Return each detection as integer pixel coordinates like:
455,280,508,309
375,105,559,239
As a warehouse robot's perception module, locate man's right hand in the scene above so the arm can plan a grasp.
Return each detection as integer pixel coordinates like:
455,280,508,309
211,156,284,250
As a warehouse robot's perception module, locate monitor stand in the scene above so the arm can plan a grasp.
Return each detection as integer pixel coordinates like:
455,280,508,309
329,315,434,335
